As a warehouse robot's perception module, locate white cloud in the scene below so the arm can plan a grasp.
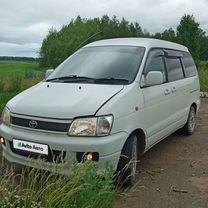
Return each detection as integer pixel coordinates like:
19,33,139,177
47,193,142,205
0,42,40,57
0,0,208,57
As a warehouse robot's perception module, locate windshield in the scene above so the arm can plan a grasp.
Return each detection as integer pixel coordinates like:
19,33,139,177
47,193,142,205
47,46,145,84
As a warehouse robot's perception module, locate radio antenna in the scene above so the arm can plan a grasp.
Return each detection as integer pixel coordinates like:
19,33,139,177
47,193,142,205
74,31,102,52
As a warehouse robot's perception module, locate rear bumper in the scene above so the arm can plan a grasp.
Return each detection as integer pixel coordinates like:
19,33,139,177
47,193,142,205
0,124,129,174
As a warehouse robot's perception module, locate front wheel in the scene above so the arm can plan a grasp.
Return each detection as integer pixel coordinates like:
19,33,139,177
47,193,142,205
115,134,138,187
183,106,196,135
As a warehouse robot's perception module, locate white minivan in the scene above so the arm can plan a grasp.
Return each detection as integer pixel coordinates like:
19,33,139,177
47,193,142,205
0,38,200,185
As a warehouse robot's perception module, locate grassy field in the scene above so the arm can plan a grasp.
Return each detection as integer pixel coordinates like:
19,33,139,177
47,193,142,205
0,61,44,111
0,61,39,76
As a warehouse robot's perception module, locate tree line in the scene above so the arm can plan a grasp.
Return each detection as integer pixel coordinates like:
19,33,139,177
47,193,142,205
0,56,39,62
40,14,208,68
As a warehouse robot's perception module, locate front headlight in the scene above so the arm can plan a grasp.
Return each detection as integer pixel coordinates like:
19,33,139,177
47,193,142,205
2,107,11,126
68,115,113,136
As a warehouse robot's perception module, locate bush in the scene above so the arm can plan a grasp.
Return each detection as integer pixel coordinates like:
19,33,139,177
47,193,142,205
199,68,208,92
0,92,18,111
205,62,208,69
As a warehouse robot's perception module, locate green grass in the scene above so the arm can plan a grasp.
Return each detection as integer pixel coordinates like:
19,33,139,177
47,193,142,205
0,61,39,76
0,61,44,111
0,162,115,208
198,61,208,92
0,92,17,112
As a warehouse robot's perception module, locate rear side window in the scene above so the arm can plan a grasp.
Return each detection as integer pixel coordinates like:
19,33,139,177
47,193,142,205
182,52,197,77
143,49,167,83
165,57,184,82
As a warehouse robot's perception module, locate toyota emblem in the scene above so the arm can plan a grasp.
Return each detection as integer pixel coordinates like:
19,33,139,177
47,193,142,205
29,120,38,128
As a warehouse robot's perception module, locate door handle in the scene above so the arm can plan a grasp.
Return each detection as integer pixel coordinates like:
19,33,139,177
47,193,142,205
164,89,171,95
172,86,177,93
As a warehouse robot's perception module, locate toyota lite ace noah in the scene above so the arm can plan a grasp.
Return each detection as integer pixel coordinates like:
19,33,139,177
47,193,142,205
0,38,200,185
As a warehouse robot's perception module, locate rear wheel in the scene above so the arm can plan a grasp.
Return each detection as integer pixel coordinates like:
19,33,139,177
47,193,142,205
183,106,196,135
116,134,138,187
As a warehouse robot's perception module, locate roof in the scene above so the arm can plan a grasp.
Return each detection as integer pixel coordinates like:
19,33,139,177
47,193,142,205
84,38,188,52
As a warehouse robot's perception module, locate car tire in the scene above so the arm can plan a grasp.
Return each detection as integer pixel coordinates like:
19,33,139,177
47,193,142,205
115,134,138,187
183,106,196,135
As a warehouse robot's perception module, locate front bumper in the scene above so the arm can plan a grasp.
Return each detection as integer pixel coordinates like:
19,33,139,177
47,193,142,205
0,124,128,174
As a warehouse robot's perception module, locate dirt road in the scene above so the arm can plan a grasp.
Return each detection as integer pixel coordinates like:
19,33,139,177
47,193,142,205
115,98,208,208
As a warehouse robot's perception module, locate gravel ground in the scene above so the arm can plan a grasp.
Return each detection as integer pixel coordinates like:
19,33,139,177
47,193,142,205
115,98,208,208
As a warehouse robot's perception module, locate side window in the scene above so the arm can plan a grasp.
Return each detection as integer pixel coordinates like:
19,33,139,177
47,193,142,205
165,57,184,82
182,52,197,77
143,49,167,83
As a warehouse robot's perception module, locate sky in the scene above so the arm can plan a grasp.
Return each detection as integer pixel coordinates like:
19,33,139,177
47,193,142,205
0,0,208,57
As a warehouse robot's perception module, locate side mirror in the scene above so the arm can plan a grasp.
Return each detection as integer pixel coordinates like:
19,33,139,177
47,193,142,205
145,71,163,87
45,69,54,79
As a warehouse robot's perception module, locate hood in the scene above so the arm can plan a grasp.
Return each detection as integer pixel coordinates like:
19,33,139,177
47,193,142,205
8,82,124,119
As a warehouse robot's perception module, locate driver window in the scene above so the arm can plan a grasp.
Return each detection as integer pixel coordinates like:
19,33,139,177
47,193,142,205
143,49,167,83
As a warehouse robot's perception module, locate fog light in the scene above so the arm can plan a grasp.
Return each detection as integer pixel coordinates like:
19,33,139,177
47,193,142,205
86,153,93,161
76,152,99,162
0,137,5,145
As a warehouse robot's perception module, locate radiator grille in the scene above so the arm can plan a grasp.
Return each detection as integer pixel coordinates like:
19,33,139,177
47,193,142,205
11,116,70,132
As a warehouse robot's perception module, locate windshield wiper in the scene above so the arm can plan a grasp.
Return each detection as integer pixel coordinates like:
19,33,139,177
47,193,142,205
94,77,129,84
46,76,129,84
46,75,96,82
